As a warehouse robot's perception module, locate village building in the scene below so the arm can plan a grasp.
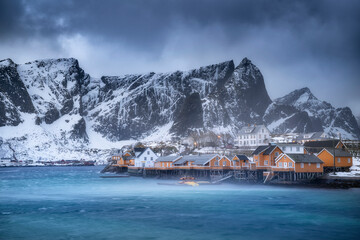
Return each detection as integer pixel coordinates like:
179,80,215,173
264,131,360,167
217,155,233,167
316,148,353,171
303,139,346,154
252,144,283,169
232,154,250,167
238,125,271,148
296,131,331,143
155,155,182,168
273,153,324,173
134,147,158,168
271,133,299,143
111,150,135,166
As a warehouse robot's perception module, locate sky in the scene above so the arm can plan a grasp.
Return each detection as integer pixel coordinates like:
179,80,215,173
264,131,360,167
1,0,360,115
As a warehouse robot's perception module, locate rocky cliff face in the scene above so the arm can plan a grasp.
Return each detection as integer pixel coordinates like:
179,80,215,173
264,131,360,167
0,57,359,161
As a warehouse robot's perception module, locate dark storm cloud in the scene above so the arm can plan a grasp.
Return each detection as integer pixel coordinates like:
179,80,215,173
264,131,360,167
0,0,360,113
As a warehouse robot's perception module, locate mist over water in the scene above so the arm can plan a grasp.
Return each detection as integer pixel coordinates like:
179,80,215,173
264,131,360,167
1,166,360,240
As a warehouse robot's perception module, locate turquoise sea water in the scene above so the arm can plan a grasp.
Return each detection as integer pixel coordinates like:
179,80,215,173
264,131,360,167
1,166,360,240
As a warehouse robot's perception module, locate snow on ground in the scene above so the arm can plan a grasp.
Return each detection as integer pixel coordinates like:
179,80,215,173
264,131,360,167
267,114,295,132
84,117,135,149
142,121,174,143
329,157,360,177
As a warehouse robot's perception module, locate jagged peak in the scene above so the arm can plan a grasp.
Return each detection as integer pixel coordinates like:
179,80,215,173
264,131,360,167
191,60,234,73
240,57,252,65
277,87,316,102
23,57,79,68
0,58,15,68
296,87,312,94
235,57,255,69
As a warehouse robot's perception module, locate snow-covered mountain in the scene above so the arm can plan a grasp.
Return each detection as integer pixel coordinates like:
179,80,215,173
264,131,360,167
0,57,359,161
265,87,360,139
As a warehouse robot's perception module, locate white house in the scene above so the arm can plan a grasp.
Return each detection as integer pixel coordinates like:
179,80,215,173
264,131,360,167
276,143,304,154
238,125,271,147
134,147,158,168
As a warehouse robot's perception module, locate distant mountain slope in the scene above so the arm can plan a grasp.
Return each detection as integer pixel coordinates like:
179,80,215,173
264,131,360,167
0,57,359,161
267,87,360,139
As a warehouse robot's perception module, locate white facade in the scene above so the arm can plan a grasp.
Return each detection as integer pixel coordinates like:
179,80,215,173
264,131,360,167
134,148,158,168
277,144,304,154
238,125,271,147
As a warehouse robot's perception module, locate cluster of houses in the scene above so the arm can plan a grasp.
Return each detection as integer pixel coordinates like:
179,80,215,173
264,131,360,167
237,124,333,147
110,139,353,179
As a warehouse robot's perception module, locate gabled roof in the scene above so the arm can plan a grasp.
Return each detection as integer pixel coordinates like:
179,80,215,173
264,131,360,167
155,155,182,162
239,125,268,135
263,145,277,155
321,148,352,157
303,140,341,148
221,155,232,161
252,145,279,155
137,147,156,159
252,145,269,155
174,154,219,165
287,154,323,163
235,155,249,161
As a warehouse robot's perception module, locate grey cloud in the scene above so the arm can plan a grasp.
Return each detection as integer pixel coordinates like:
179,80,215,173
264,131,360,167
0,0,359,114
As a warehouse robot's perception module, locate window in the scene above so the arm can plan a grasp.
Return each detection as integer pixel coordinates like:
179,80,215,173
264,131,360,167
348,158,351,163
290,147,293,151
279,162,283,167
223,161,226,167
262,129,264,133
275,152,279,157
259,134,261,139
301,163,304,168
283,147,287,151
284,162,288,167
296,147,300,151
151,157,153,161
144,157,147,161
289,162,293,167
215,161,219,166
317,163,320,168
308,163,311,166
337,158,340,163
264,160,268,165
147,151,150,155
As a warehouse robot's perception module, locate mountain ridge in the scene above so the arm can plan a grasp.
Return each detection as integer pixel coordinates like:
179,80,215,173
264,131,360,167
0,57,359,161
